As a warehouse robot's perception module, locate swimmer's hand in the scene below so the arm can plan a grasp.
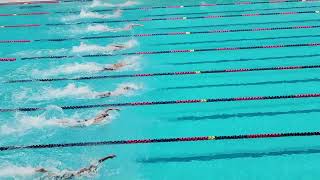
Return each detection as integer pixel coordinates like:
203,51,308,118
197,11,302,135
98,154,117,163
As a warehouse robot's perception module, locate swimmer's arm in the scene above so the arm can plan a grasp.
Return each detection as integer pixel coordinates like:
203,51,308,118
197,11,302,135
96,92,112,98
76,155,116,175
105,108,120,113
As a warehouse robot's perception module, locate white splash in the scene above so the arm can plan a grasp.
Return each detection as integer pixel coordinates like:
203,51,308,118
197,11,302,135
32,62,102,77
0,165,37,177
71,39,138,54
62,9,122,21
103,55,141,72
108,82,142,96
31,56,141,77
0,109,117,135
90,0,138,8
30,83,99,100
15,48,69,58
85,23,143,33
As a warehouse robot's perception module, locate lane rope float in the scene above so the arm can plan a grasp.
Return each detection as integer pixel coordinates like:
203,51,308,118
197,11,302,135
1,93,320,112
53,0,318,14
6,65,320,83
1,131,320,151
17,24,320,43
18,42,320,60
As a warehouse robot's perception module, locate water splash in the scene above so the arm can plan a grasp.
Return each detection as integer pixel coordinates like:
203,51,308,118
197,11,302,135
28,83,98,100
83,23,143,33
15,81,142,102
90,0,138,8
108,82,142,96
71,39,138,54
0,108,118,135
0,165,37,177
32,62,102,77
31,56,141,77
14,48,69,58
62,9,122,21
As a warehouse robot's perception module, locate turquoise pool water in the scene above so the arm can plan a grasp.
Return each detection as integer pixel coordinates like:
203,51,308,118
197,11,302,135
1,0,320,179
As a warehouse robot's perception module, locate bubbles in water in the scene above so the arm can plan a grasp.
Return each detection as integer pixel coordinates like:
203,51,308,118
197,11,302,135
90,0,139,8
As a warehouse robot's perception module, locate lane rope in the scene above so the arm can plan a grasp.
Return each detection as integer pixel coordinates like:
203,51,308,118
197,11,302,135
18,42,320,60
53,0,318,13
1,131,320,151
167,53,320,65
146,4,320,17
0,58,16,62
0,24,40,28
0,12,49,17
19,5,42,9
5,3,318,17
152,18,320,30
6,65,320,83
1,93,320,112
0,0,58,6
45,10,320,26
0,11,320,29
29,24,320,43
154,34,320,46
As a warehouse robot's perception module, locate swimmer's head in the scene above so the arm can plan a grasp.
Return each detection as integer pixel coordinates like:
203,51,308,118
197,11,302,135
123,86,135,90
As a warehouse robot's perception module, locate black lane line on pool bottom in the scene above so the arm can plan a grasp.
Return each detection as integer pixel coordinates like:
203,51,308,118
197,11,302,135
167,54,320,66
138,148,320,163
1,131,320,151
6,65,320,84
175,108,320,121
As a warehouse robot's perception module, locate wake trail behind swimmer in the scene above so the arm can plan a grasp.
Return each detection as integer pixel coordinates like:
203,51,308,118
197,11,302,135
35,154,116,179
55,108,120,127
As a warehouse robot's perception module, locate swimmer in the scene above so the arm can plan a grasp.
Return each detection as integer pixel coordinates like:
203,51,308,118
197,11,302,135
96,86,136,98
56,108,120,127
35,154,116,179
101,61,134,71
123,23,144,31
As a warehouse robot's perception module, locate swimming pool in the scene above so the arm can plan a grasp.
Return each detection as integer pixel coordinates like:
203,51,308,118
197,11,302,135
1,0,320,179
